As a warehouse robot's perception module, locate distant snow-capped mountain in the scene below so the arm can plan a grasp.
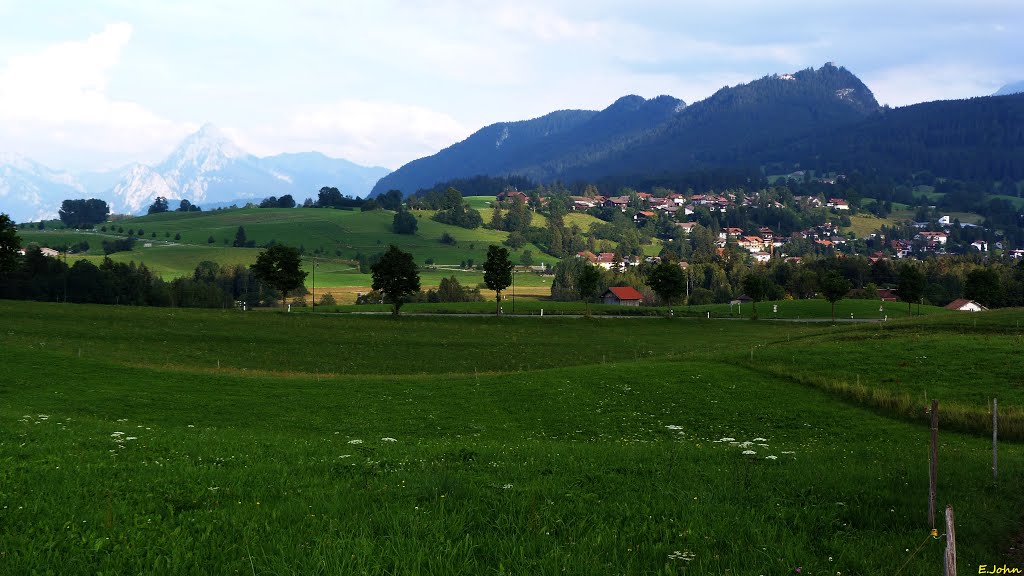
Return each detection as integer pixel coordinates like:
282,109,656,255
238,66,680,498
0,154,87,223
0,125,391,222
993,81,1024,96
112,123,391,214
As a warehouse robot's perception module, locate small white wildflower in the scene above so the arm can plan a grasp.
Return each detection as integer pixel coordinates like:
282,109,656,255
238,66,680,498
187,425,195,428
719,437,735,442
381,437,397,442
110,432,124,437
665,425,684,430
781,451,795,454
126,437,137,441
347,439,363,444
339,454,352,458
502,483,513,489
752,437,767,442
742,450,757,455
765,455,778,460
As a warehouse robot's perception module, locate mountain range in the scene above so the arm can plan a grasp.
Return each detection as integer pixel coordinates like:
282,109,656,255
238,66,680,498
371,63,1024,196
0,125,390,223
993,81,1024,97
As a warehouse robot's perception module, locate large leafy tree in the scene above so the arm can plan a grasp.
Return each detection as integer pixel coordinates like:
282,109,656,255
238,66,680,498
483,244,513,315
250,244,308,307
0,213,21,279
371,245,420,315
576,263,603,315
819,270,852,324
58,198,109,228
741,270,772,319
148,197,170,214
392,210,418,234
964,268,1002,308
647,261,686,305
898,264,926,315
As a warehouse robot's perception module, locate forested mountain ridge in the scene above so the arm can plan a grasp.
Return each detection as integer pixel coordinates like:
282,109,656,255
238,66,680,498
369,95,684,196
371,63,880,196
765,93,1024,182
577,63,879,180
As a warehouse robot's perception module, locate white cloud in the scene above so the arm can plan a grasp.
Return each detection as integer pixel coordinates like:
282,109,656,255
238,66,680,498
238,100,471,170
865,63,1011,107
0,22,189,169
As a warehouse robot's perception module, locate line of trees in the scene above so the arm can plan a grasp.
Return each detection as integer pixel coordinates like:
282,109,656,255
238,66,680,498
0,216,303,308
549,251,1024,312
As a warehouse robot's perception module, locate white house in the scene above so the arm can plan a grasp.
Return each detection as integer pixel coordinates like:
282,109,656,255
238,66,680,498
944,299,987,312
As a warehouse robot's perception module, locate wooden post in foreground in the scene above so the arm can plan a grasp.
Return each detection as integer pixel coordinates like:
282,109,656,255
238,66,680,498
929,399,939,529
992,398,998,483
944,505,957,576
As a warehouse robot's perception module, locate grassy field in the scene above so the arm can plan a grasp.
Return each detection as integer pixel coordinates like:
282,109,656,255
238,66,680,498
1,300,1022,574
15,205,623,289
322,296,949,319
17,208,564,285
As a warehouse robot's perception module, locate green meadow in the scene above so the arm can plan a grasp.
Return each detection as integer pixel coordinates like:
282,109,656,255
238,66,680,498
322,297,949,319
18,207,559,284
1,300,1021,574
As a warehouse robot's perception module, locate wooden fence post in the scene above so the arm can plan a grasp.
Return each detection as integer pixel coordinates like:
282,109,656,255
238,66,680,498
943,505,957,576
929,399,939,529
992,398,998,483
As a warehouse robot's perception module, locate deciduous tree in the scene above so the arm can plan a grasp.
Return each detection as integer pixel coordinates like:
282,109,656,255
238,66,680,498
898,264,926,315
647,261,686,305
483,244,513,315
577,263,603,315
819,270,851,324
392,210,418,235
148,197,170,214
741,270,771,319
371,245,420,315
250,244,308,307
0,213,21,279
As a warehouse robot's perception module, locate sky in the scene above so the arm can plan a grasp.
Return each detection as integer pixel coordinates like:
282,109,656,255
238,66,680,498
0,0,1021,172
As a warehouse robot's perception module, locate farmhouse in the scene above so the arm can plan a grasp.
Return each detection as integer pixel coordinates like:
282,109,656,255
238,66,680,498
915,231,948,245
496,190,528,203
602,286,643,306
944,299,987,312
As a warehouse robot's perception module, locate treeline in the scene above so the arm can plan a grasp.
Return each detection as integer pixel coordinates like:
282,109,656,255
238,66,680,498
356,275,485,305
413,175,537,198
0,247,286,308
548,249,1024,310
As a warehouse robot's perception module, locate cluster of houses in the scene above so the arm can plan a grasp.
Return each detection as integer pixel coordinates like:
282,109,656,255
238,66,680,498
569,191,741,216
565,186,1022,261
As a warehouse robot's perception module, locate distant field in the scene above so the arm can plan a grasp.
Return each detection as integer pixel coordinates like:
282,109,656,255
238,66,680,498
18,208,563,284
992,194,1024,209
129,208,545,266
1,300,1021,574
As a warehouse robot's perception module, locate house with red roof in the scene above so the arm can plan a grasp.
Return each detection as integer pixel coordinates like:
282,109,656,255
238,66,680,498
497,190,528,203
602,286,643,306
944,299,987,312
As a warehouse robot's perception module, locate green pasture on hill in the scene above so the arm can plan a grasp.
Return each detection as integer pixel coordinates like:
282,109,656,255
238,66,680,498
17,208,562,283
1,300,1022,575
130,208,547,266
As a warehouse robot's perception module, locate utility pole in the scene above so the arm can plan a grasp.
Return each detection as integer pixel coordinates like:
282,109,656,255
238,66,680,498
512,265,516,314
